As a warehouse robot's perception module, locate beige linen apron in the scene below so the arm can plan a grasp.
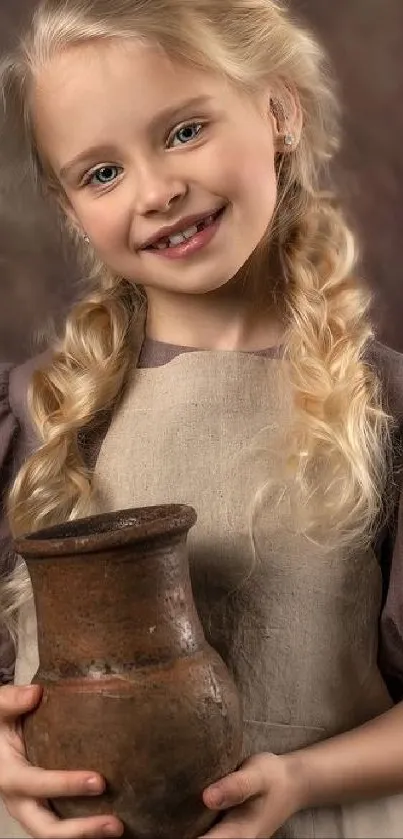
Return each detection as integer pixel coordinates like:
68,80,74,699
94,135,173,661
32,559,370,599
3,351,403,837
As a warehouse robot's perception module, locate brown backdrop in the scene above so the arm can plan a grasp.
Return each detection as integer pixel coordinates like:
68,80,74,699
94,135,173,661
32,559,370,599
0,0,402,362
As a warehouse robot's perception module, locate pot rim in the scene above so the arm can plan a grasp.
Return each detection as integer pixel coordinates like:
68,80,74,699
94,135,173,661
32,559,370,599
13,504,197,559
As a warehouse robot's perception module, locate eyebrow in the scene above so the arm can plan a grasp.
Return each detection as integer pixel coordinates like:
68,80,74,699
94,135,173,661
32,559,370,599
59,94,213,180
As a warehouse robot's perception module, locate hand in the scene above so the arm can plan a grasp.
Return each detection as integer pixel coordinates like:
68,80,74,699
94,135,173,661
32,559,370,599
0,684,123,838
200,752,302,838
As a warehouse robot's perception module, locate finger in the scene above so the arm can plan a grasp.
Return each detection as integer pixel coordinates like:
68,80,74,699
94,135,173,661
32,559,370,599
0,685,42,722
1,762,105,799
199,806,257,839
204,757,269,810
11,798,124,839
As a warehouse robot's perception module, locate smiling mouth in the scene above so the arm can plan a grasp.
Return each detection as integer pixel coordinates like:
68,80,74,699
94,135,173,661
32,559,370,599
145,207,226,251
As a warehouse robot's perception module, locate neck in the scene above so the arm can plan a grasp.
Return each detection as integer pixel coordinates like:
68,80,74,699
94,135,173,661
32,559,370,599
144,270,284,352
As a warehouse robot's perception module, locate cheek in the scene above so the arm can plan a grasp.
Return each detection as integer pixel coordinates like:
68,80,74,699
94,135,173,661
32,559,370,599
69,196,126,247
242,135,277,196
230,157,278,239
214,133,277,212
242,155,277,207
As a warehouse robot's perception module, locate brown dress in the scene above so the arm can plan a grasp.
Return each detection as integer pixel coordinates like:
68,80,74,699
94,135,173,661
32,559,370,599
1,339,403,837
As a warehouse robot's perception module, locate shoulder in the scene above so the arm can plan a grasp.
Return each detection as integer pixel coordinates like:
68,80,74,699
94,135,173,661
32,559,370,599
0,349,53,435
365,339,403,422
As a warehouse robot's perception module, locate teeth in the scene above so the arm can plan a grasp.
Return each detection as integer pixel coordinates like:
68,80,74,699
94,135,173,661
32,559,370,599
169,232,187,246
151,210,221,250
182,225,198,240
168,224,198,247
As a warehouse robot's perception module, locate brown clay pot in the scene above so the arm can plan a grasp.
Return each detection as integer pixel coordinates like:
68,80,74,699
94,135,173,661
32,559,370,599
14,504,242,839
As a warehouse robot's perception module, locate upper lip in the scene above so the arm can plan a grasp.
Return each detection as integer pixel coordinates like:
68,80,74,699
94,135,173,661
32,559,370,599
139,206,225,250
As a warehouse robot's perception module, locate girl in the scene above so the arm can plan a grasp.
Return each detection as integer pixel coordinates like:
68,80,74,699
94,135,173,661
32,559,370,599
1,0,403,837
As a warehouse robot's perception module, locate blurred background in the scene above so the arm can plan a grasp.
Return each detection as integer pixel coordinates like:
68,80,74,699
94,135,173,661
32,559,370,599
0,0,402,362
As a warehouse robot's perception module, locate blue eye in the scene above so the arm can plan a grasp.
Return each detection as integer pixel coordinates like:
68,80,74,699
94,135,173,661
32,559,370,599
87,165,122,186
170,122,203,147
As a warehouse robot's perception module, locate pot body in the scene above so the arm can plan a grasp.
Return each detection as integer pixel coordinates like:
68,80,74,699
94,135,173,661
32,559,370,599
16,506,242,839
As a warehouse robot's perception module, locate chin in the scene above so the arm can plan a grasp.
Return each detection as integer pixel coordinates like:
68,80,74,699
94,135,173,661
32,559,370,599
185,276,233,295
178,274,236,296
141,268,236,297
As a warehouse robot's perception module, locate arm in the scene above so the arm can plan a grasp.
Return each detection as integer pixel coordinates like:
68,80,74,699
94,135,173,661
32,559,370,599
293,480,403,807
201,703,403,838
287,701,403,808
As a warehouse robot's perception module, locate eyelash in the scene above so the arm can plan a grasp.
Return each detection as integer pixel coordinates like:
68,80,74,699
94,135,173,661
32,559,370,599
81,121,205,188
82,166,122,189
167,120,205,147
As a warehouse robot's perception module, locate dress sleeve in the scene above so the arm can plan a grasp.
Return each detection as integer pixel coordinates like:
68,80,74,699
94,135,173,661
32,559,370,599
379,476,403,703
0,364,20,684
0,349,105,685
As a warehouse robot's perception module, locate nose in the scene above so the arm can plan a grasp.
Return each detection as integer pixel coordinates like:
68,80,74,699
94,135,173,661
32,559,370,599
133,159,188,216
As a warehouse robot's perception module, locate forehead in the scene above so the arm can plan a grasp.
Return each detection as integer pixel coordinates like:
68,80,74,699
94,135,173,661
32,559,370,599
32,38,211,106
31,40,222,155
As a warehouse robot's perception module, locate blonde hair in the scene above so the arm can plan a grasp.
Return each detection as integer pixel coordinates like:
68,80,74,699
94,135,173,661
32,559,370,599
1,0,392,623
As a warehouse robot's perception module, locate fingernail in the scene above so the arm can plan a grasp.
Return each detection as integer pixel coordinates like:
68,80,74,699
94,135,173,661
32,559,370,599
20,686,39,700
86,776,104,793
208,790,224,808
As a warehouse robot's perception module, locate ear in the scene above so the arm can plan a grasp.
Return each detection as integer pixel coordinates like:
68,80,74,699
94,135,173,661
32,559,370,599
268,82,303,153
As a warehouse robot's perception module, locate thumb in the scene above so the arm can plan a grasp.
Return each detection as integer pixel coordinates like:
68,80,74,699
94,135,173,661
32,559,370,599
0,684,42,722
204,755,271,811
